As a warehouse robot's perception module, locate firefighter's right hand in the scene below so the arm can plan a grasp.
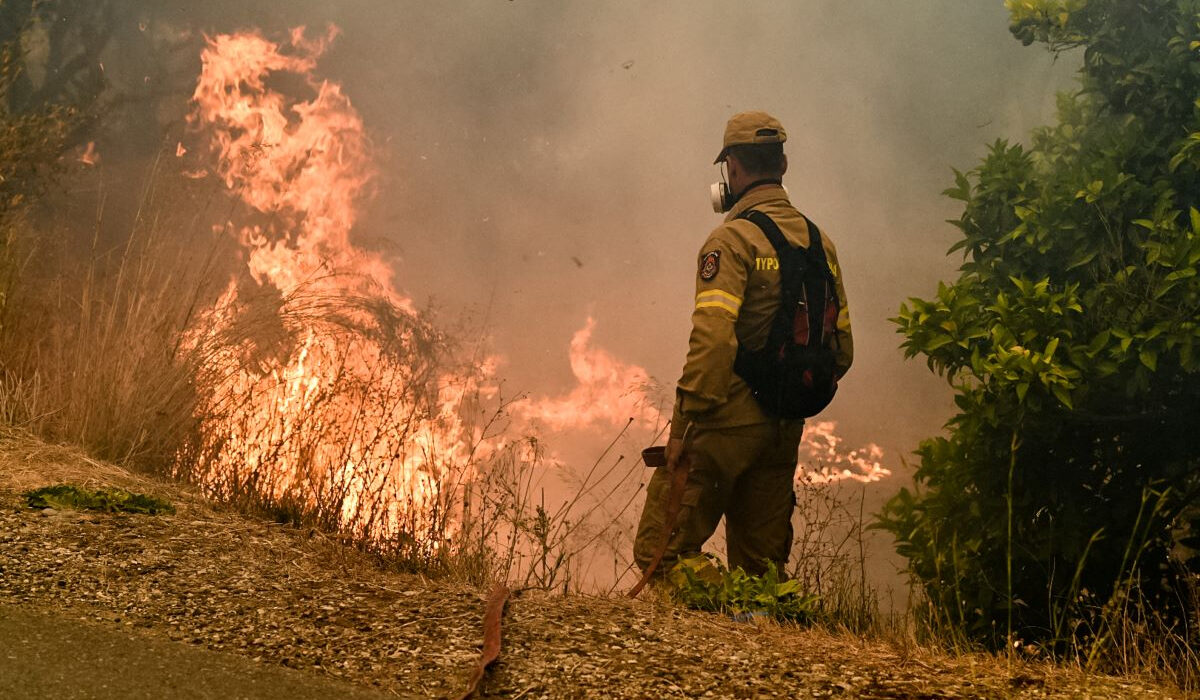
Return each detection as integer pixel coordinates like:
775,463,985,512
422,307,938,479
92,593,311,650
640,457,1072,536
665,437,685,472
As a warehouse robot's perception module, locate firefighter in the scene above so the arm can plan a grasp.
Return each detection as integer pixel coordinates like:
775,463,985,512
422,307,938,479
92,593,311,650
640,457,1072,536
633,111,854,580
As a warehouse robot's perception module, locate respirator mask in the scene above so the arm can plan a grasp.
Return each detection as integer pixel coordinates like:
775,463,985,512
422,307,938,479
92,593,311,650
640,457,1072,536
709,162,735,213
709,161,786,214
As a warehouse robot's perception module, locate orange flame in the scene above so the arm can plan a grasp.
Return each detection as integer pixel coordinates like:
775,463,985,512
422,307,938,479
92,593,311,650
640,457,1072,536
187,26,487,544
797,420,890,485
190,26,404,305
513,317,664,432
77,141,99,166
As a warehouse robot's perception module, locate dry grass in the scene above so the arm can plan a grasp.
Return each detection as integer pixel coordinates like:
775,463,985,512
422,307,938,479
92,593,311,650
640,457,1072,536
789,476,880,634
0,161,231,469
1067,579,1200,693
893,568,1200,695
0,435,1183,698
0,425,168,496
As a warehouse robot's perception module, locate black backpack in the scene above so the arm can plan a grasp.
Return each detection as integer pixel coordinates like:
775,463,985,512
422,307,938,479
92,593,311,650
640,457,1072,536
733,210,841,419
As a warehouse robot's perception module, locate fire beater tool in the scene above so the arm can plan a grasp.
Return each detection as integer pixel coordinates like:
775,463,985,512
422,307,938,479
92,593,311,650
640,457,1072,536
627,446,692,598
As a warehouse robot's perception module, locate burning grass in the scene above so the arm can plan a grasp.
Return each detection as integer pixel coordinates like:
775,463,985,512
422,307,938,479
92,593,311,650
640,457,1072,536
0,162,652,592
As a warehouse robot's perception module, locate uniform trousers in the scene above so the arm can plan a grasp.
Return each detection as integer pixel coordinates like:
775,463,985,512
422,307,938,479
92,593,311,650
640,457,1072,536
633,419,805,577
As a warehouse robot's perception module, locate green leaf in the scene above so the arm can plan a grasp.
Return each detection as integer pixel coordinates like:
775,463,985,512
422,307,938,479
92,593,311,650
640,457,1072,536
925,335,954,352
23,485,174,515
1139,348,1158,371
1051,383,1073,409
888,2,1200,651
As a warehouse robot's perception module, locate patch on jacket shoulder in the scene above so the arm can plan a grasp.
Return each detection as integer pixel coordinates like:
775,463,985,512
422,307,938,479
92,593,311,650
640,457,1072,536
699,250,721,281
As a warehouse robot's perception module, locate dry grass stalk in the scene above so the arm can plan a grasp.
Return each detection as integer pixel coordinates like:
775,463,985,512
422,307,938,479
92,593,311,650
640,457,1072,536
0,160,654,595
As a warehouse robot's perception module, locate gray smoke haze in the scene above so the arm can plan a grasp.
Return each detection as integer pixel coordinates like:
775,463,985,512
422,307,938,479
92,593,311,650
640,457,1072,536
305,1,1077,459
79,0,1077,460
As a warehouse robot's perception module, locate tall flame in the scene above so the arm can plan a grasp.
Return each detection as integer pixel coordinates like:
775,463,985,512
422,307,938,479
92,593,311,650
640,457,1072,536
187,27,485,545
190,26,403,305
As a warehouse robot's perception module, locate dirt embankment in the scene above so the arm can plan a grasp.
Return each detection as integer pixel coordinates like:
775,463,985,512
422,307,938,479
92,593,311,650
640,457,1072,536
0,430,1183,699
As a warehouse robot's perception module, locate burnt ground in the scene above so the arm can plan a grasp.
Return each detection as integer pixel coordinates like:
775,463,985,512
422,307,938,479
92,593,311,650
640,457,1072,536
0,430,1185,699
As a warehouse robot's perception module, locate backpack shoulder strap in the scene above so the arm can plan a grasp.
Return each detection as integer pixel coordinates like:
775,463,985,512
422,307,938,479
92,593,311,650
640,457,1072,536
737,210,791,255
738,209,830,267
799,214,829,266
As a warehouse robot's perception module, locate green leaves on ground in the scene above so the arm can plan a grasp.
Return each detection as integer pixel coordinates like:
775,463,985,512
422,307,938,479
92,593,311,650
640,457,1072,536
668,557,819,623
24,484,175,515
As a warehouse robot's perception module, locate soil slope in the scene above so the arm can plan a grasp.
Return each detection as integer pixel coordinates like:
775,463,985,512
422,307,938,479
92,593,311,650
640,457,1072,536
0,430,1182,699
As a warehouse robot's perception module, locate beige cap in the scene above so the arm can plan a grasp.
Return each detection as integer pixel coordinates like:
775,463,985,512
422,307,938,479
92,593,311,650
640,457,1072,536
713,111,787,164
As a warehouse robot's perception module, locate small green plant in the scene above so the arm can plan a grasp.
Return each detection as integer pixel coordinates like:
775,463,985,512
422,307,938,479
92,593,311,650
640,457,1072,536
24,484,175,515
669,556,820,623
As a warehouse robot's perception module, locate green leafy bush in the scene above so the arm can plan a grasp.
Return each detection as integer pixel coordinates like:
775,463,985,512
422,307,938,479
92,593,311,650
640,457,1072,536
880,0,1200,660
669,556,819,623
24,484,175,515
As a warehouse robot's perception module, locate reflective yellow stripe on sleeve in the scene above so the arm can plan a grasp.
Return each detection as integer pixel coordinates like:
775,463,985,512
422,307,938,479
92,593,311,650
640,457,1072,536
695,289,743,317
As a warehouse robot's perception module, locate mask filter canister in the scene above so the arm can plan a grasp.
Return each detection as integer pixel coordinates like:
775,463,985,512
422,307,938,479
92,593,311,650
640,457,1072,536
710,181,733,213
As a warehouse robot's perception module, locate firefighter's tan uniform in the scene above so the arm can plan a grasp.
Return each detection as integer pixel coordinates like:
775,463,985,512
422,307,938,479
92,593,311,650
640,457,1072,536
633,178,854,577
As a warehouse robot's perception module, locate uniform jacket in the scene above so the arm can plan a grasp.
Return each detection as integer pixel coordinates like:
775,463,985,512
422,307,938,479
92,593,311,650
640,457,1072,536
669,185,853,439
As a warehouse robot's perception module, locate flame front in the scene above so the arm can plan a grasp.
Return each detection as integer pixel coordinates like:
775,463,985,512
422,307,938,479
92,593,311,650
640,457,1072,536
186,27,486,548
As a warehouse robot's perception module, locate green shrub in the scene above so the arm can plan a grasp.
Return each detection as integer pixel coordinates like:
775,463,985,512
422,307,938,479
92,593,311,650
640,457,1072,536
880,0,1200,670
669,556,820,623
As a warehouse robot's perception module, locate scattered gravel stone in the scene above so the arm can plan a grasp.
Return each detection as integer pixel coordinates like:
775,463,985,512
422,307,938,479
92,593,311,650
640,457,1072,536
0,430,1185,699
